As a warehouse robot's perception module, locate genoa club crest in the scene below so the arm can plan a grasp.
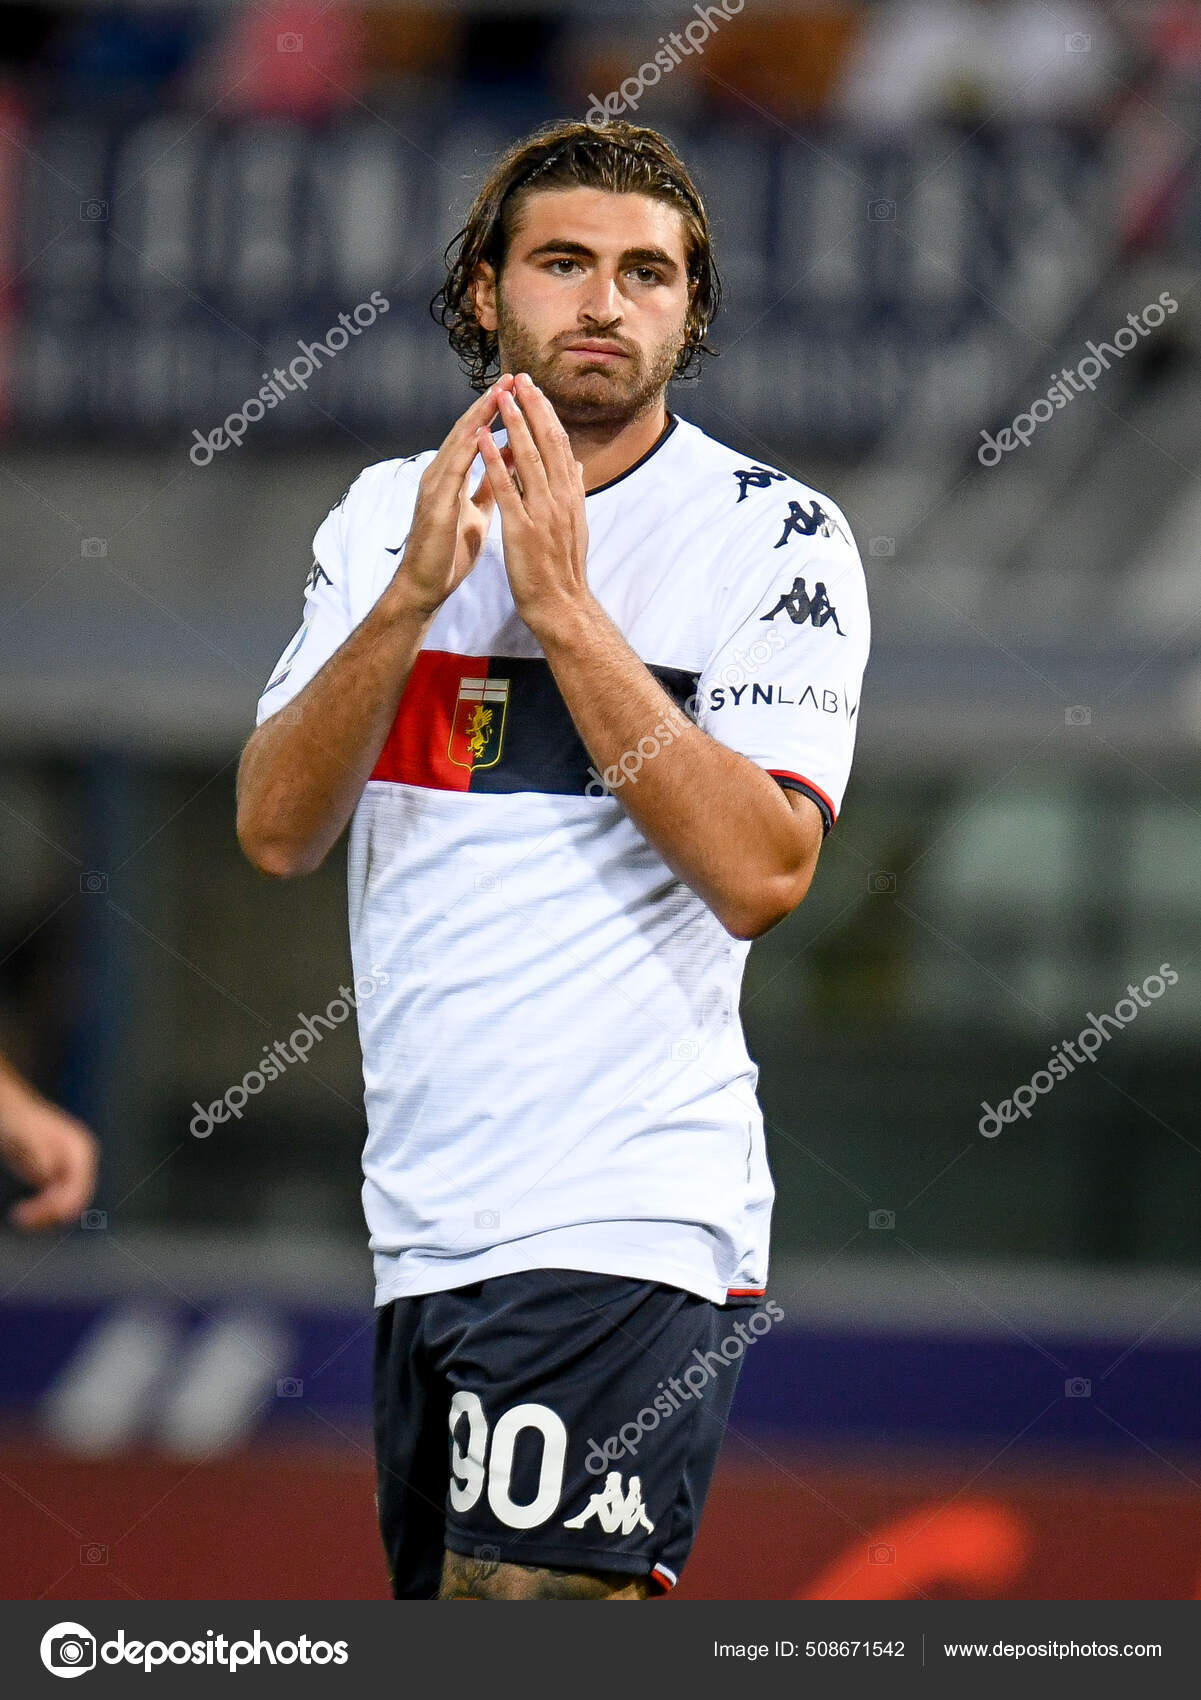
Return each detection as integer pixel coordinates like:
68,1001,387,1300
448,676,509,770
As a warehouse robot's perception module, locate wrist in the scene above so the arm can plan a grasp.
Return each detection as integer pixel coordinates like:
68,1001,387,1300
524,590,602,651
376,576,443,630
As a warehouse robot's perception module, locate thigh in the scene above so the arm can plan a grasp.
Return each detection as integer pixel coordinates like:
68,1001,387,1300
373,1296,450,1599
427,1270,750,1594
438,1551,651,1599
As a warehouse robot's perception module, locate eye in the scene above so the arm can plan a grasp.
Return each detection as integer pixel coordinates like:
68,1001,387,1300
630,266,663,284
548,258,581,275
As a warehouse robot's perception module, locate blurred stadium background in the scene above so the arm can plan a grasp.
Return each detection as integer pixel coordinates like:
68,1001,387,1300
3,0,1201,1601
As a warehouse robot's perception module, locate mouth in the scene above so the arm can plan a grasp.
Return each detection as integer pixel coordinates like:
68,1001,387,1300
561,342,630,363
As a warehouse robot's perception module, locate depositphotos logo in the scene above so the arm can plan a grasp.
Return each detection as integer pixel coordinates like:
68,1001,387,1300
40,1621,348,1676
41,1623,95,1678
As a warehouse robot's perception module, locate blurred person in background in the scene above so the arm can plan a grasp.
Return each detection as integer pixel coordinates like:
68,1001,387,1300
834,0,1128,126
0,1049,97,1231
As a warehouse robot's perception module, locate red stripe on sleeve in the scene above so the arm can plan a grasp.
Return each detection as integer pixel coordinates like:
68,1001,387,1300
767,771,837,825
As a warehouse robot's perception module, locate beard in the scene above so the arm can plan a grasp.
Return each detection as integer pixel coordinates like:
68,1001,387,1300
493,293,682,431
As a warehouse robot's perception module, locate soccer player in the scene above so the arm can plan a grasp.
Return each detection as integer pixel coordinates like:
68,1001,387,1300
237,119,870,1600
0,1049,98,1230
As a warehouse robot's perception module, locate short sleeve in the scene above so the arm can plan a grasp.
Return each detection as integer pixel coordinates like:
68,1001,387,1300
695,496,871,835
254,489,355,726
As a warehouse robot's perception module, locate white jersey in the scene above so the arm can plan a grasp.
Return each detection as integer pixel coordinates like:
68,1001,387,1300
256,413,871,1308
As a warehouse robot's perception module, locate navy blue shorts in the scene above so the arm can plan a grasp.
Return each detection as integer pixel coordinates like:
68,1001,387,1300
373,1268,763,1597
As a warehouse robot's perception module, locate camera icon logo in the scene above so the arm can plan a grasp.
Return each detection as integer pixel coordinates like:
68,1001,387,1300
868,199,895,221
80,538,107,558
79,200,108,222
869,1208,895,1230
868,536,895,557
1065,32,1091,52
672,1039,700,1061
276,1377,303,1398
80,871,108,895
277,32,303,52
1065,1376,1092,1398
475,1209,501,1230
40,1622,96,1677
868,871,896,894
474,872,500,892
1065,705,1091,726
79,1543,107,1566
80,1209,107,1231
869,1543,895,1564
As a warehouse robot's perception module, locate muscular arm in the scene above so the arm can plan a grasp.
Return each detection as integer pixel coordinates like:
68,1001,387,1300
236,587,434,878
539,601,823,939
479,376,824,941
237,378,514,878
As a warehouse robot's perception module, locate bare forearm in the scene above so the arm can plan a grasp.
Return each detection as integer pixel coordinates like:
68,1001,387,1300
538,598,817,937
237,585,434,877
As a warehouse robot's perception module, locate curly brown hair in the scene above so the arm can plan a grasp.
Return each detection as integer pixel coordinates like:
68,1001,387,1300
432,118,721,390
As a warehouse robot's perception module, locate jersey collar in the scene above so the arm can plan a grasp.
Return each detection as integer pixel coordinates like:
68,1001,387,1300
584,412,679,499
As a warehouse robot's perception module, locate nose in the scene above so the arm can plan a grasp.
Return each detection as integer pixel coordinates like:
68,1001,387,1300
578,267,622,326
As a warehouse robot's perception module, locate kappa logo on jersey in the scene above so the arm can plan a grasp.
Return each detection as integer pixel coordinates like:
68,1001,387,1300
733,465,787,503
448,677,510,770
760,576,846,635
774,499,850,548
305,560,333,592
562,1471,655,1536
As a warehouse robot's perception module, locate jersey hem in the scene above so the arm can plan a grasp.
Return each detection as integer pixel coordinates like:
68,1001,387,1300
373,1246,760,1309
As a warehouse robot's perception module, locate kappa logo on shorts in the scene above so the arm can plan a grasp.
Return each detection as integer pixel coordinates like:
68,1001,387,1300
562,1471,655,1536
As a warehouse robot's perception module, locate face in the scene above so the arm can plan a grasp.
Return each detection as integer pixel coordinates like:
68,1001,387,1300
471,185,695,429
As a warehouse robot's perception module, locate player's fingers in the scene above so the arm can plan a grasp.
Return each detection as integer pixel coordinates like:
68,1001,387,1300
476,425,526,518
569,458,590,558
514,374,575,484
495,388,549,504
467,460,496,517
426,377,515,493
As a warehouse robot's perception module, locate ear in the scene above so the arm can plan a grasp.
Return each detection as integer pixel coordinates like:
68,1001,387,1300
472,261,499,333
682,275,699,352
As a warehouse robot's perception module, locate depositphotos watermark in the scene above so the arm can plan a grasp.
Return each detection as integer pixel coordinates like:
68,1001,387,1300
189,290,389,465
585,0,745,122
584,625,785,796
979,963,1178,1136
585,704,693,797
977,291,1179,465
584,1299,783,1472
189,966,388,1137
40,1621,347,1676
